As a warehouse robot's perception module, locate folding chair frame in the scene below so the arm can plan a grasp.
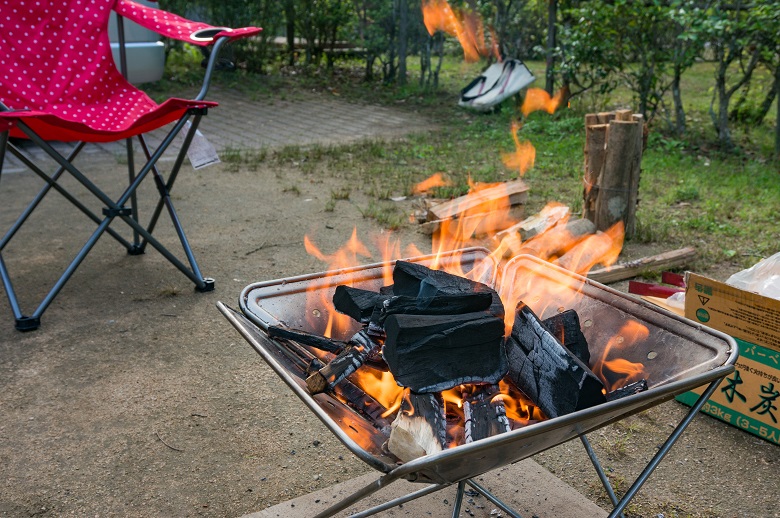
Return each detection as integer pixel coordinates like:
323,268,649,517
0,30,234,331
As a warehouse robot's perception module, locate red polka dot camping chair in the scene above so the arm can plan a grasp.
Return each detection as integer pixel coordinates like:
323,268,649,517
0,0,261,330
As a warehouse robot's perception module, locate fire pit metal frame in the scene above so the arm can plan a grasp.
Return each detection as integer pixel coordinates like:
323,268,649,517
218,251,737,518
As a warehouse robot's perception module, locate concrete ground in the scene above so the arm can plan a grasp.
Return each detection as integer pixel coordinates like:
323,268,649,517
0,88,609,517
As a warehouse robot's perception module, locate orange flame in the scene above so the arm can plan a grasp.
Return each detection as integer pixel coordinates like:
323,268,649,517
502,121,536,176
554,221,624,275
594,320,650,391
413,173,451,195
521,88,566,117
303,229,372,337
422,0,493,62
352,367,404,418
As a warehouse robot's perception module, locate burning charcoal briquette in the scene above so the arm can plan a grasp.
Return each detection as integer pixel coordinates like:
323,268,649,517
391,260,505,319
383,311,507,393
332,286,390,324
373,292,493,325
542,309,591,366
506,304,606,418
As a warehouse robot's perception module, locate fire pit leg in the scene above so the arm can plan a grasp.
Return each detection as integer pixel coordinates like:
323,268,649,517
451,480,466,518
580,435,626,518
313,472,449,518
605,378,726,518
465,479,524,518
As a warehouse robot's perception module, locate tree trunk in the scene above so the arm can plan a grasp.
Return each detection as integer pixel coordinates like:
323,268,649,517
775,63,780,160
545,0,558,95
672,63,686,136
398,0,408,86
285,0,296,66
433,34,444,88
711,47,734,149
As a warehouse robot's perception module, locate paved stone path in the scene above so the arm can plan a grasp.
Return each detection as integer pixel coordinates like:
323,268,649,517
2,88,436,173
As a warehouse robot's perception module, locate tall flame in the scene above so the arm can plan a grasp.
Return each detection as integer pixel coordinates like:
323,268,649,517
502,121,536,176
422,0,494,62
521,87,566,117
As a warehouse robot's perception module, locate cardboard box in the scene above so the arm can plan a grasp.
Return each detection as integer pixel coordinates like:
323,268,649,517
684,272,780,352
676,273,780,445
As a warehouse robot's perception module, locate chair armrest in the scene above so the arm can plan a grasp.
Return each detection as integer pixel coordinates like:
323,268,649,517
113,0,262,46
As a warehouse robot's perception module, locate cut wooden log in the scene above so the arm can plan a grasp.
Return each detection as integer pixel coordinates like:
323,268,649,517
585,112,617,126
513,218,596,260
388,391,447,462
383,312,507,393
267,325,346,354
392,260,505,319
462,384,512,443
582,123,608,223
426,179,529,222
586,247,696,284
542,310,591,367
593,119,642,233
420,207,524,238
493,203,570,243
332,285,390,324
625,113,645,238
506,304,606,418
554,222,624,275
306,330,380,394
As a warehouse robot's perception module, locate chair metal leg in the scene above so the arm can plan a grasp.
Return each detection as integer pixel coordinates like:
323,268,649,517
0,115,215,328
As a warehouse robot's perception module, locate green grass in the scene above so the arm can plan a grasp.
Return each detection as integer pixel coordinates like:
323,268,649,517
147,53,779,275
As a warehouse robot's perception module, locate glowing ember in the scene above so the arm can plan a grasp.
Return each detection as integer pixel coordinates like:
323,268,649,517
352,367,404,418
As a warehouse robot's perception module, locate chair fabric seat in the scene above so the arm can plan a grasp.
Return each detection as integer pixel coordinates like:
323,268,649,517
0,0,256,141
0,0,261,330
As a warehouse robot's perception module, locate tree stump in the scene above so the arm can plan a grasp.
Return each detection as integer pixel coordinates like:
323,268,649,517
583,110,645,238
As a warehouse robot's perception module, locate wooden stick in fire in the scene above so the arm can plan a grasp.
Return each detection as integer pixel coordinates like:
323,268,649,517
306,329,380,394
387,390,447,463
462,384,511,443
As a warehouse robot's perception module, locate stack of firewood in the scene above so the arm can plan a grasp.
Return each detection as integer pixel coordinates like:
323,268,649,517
582,110,647,238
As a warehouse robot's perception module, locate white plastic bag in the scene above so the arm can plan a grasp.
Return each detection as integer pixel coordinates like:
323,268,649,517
725,251,780,300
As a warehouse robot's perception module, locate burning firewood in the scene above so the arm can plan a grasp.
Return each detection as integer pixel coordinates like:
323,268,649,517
425,179,529,222
462,384,512,443
387,390,447,462
267,325,346,354
306,330,380,394
506,304,606,418
383,311,507,393
513,218,596,260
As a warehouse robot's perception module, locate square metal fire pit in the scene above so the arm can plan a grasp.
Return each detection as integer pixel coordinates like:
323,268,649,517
218,249,736,518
